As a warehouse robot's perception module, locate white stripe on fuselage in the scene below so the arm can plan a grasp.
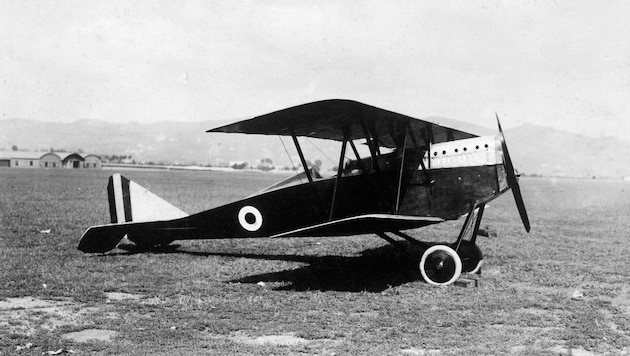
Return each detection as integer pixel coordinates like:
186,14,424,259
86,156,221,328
112,173,126,223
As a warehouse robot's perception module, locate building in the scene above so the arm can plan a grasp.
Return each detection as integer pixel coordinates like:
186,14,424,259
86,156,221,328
0,151,101,169
62,153,85,169
0,151,44,168
83,154,102,169
40,152,63,168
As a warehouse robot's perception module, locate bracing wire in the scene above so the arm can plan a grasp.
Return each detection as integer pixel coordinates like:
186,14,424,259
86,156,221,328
304,137,335,166
279,136,302,184
304,137,352,167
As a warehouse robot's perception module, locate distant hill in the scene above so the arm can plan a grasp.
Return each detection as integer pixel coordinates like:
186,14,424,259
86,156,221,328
504,124,630,179
2,118,629,178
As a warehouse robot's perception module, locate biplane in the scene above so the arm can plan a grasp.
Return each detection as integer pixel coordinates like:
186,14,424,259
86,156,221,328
78,99,530,286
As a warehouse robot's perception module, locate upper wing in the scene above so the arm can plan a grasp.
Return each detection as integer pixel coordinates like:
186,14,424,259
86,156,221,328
207,99,477,148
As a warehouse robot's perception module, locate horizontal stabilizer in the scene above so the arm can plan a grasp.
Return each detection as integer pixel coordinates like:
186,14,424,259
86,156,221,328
78,225,129,253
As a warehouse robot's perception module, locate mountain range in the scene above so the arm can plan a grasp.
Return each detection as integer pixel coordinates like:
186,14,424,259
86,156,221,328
2,117,629,179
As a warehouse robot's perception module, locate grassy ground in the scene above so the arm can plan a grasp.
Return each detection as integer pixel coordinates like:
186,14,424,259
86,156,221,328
1,169,629,355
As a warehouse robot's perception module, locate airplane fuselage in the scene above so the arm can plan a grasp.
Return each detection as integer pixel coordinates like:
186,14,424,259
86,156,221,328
119,158,508,248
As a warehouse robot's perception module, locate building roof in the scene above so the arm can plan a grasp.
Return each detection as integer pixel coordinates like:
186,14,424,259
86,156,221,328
0,151,46,160
62,153,84,162
0,151,101,161
41,152,75,160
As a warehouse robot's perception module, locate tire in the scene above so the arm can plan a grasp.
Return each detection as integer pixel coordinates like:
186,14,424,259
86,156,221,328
419,245,462,286
455,240,484,274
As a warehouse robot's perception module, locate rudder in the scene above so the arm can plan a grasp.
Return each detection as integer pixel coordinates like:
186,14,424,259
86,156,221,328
107,174,188,223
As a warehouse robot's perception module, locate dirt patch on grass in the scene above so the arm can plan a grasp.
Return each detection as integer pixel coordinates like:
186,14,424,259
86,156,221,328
204,331,342,349
0,297,72,310
0,297,86,336
401,347,442,355
547,345,600,356
230,332,310,346
62,328,118,343
104,292,145,301
104,291,163,306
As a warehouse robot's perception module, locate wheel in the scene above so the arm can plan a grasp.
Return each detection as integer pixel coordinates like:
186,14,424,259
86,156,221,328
454,241,484,274
419,245,462,286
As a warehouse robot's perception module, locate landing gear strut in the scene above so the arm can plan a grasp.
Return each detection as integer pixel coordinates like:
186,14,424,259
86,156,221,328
452,203,486,275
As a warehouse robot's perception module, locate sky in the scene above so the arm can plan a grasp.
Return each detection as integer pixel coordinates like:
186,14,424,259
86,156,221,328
1,0,629,139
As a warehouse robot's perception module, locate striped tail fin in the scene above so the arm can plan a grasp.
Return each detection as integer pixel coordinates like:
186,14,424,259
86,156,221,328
107,174,188,223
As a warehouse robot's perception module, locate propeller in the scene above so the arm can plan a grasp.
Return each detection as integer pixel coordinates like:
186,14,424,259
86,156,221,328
496,114,531,233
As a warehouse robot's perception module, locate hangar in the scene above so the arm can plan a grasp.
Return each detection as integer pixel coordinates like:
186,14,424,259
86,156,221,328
0,151,45,168
83,154,102,169
61,153,84,169
0,151,101,169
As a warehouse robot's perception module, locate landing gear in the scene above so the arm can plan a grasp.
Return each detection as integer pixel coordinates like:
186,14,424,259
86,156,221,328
418,202,486,285
455,240,483,274
419,245,462,286
375,201,487,286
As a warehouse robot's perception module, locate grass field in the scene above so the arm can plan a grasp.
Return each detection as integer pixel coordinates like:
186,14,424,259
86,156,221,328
1,169,629,355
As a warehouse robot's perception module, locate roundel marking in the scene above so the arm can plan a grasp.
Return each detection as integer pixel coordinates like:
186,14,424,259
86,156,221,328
238,206,263,232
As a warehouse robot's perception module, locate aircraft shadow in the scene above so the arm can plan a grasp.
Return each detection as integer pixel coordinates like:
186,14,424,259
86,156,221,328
107,241,430,292
205,243,426,292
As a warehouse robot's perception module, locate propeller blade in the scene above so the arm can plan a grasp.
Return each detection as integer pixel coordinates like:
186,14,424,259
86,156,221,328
497,114,531,233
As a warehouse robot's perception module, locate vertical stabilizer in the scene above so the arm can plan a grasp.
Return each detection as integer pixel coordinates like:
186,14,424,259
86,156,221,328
107,174,188,223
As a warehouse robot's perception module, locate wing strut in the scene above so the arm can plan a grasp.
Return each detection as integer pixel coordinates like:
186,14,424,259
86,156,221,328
360,119,380,172
291,132,313,183
409,121,434,187
349,140,367,173
395,126,408,212
424,124,434,169
329,137,348,220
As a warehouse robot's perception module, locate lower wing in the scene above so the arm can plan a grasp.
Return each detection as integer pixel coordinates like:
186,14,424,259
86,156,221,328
78,214,444,253
271,214,444,238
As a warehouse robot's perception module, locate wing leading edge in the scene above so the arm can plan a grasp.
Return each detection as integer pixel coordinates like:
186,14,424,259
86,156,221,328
207,99,477,147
